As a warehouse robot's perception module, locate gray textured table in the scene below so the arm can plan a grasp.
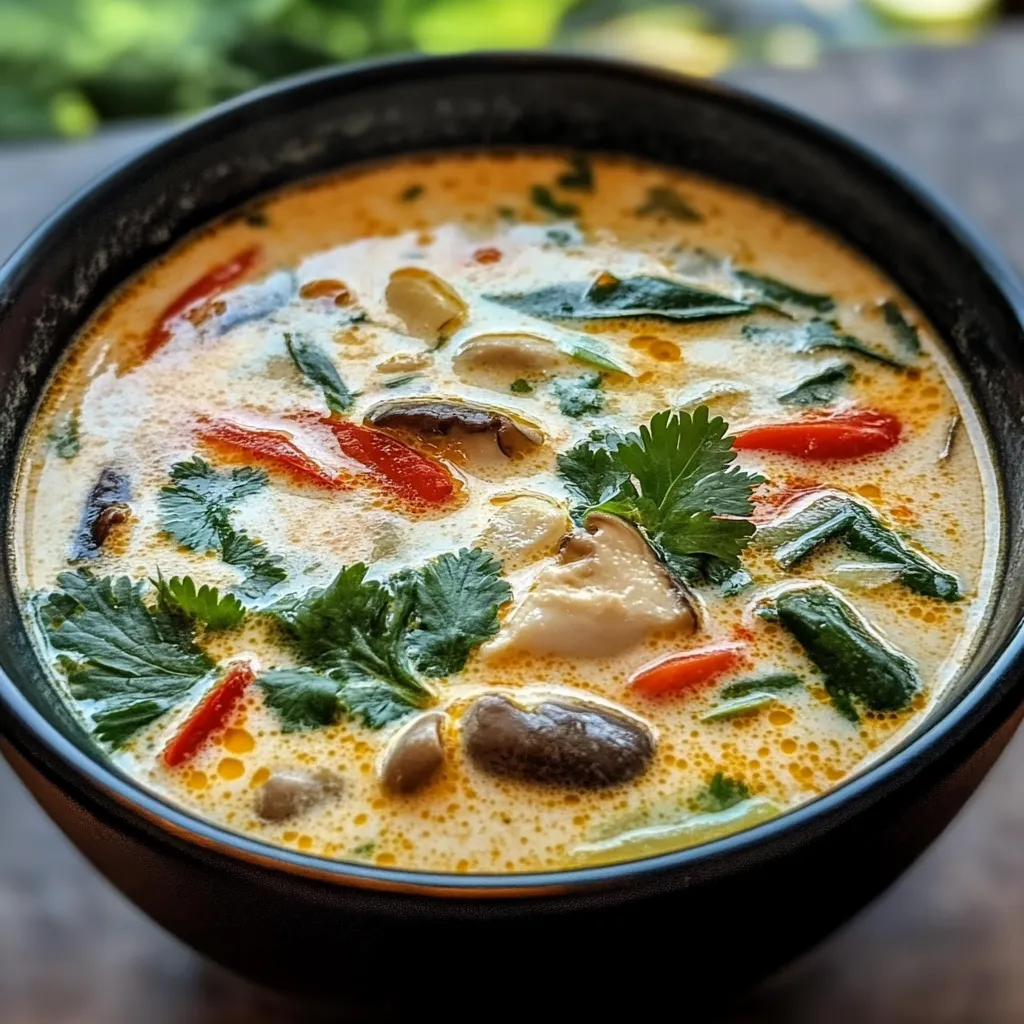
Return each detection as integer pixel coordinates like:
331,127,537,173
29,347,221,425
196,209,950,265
3,32,1024,1023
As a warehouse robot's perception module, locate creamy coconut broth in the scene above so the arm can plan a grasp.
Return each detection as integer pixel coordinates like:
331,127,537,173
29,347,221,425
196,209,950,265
14,153,1000,872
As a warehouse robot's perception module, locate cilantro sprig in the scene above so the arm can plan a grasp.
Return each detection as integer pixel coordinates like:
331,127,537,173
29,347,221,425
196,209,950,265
159,457,286,598
268,548,511,730
557,407,762,586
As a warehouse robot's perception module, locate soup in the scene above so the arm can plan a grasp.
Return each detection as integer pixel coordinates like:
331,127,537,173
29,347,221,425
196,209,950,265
13,152,1000,873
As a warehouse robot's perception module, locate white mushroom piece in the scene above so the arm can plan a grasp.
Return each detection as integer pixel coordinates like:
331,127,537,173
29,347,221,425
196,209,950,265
452,333,566,380
484,512,698,660
385,267,466,344
364,398,544,459
476,495,571,570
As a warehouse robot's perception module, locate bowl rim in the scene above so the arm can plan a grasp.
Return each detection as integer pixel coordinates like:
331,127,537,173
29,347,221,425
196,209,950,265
3,48,1024,898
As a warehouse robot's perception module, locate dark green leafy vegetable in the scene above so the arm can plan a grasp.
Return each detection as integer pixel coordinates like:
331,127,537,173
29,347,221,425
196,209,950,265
529,185,579,219
399,184,424,202
158,457,286,598
761,492,961,601
557,154,593,192
403,549,512,677
257,669,342,732
510,378,534,394
778,363,854,405
701,692,777,722
153,574,245,631
635,185,701,222
881,300,921,359
720,673,803,700
382,373,423,390
487,273,753,324
48,413,80,459
734,270,835,313
38,570,213,746
552,372,604,418
742,318,904,368
557,406,763,575
775,585,920,722
285,331,354,414
694,772,750,812
271,549,510,728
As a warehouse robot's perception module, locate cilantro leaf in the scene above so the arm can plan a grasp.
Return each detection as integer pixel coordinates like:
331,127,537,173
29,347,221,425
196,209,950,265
557,154,594,192
153,574,245,631
510,378,533,394
742,318,904,368
552,372,604,418
694,772,750,813
38,570,212,746
159,457,285,598
556,431,631,522
635,185,702,222
48,413,80,459
272,564,431,729
880,300,921,359
285,331,354,414
404,549,512,677
257,669,341,732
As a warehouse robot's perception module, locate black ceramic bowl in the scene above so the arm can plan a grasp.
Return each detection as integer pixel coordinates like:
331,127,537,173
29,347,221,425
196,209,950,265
2,53,1024,1008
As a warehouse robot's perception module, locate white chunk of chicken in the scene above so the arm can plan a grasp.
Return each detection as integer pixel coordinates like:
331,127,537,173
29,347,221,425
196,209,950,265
484,513,696,660
476,495,571,571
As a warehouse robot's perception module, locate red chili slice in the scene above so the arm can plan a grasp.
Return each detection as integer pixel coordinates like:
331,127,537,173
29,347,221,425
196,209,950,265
733,410,901,460
163,662,254,768
145,246,261,356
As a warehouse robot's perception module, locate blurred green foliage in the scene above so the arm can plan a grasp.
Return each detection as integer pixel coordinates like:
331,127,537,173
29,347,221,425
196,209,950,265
0,0,998,140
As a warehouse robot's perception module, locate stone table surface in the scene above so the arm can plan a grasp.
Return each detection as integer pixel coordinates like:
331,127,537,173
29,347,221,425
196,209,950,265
3,29,1024,1024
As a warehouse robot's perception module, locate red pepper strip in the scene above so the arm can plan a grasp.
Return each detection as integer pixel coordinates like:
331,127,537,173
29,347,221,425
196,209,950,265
163,662,255,768
145,246,261,356
199,417,340,488
629,645,744,698
321,418,455,504
733,410,901,460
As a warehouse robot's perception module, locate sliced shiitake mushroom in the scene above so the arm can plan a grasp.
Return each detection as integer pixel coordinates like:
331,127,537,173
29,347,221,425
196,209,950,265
70,468,131,560
485,512,697,659
385,267,466,344
364,398,544,458
461,693,655,789
452,333,565,379
378,711,447,795
253,769,343,822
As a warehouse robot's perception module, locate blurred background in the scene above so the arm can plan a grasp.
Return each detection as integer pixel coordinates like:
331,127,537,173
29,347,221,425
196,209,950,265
0,0,1020,141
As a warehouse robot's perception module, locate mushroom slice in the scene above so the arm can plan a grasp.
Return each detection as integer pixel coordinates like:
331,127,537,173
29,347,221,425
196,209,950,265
253,769,343,822
477,494,571,570
452,333,565,379
364,398,544,458
378,711,447,795
485,512,696,660
385,267,466,343
461,693,655,789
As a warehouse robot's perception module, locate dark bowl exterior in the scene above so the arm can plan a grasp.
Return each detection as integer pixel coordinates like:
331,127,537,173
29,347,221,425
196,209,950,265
2,53,1024,1004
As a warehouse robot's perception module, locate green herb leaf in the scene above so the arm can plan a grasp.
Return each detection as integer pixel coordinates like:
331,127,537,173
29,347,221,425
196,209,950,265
383,373,423,389
881,300,921,359
38,570,213,746
557,431,632,522
488,274,752,324
48,413,81,459
510,378,534,394
720,673,803,700
153,574,245,631
159,457,286,598
552,372,604,418
694,772,750,813
701,692,778,722
742,318,904,368
759,492,961,601
775,585,920,723
530,185,579,219
399,183,424,202
258,669,341,732
778,363,854,406
734,270,835,313
404,548,512,677
285,331,354,414
556,153,593,192
635,185,701,222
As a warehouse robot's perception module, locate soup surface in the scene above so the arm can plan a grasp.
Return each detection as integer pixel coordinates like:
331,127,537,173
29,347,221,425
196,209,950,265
14,152,1000,873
